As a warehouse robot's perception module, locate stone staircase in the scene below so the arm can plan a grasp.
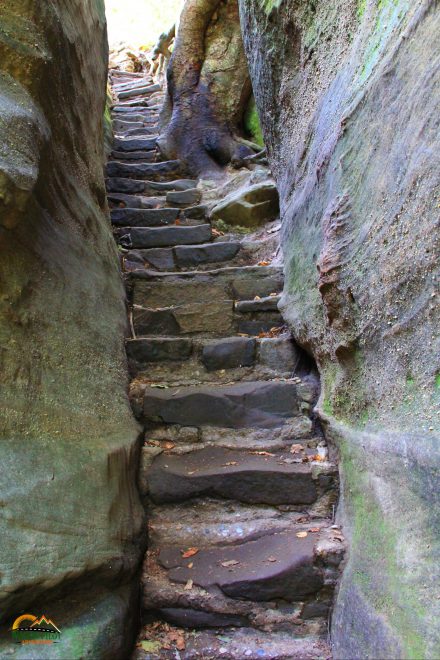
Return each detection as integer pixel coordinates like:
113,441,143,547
107,68,344,660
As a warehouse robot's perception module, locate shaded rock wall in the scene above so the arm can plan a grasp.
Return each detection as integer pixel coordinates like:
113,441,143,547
239,0,440,657
0,0,144,654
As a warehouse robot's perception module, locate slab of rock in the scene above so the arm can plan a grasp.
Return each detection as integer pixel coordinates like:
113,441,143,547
107,193,165,209
113,137,157,152
146,179,198,192
159,608,249,629
125,248,175,271
131,308,181,336
113,119,144,132
166,188,202,207
237,316,284,336
143,380,301,429
211,182,279,228
202,337,256,371
106,160,184,181
111,150,156,162
118,83,161,99
173,300,234,334
159,528,322,599
182,204,208,220
122,224,212,248
116,127,157,138
258,335,300,372
126,338,193,367
148,446,316,504
111,207,179,227
236,295,281,313
174,242,240,267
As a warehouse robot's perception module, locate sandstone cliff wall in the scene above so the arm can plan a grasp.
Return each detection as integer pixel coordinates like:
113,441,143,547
239,1,440,657
0,1,143,655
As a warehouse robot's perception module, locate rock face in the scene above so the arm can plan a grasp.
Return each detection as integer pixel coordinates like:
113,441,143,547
211,182,279,227
0,0,143,654
239,1,440,658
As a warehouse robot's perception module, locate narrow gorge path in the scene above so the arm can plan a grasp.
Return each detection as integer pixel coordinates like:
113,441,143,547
106,69,345,660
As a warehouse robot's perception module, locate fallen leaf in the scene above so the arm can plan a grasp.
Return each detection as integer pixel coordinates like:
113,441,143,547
182,547,199,558
184,579,193,590
212,228,224,238
269,292,279,297
151,383,169,389
163,441,175,450
258,260,270,266
267,556,277,562
290,444,304,454
254,295,261,301
175,218,181,225
296,531,308,538
138,640,162,652
176,637,186,651
250,451,275,456
187,562,194,568
221,559,240,567
309,527,320,533
223,461,238,466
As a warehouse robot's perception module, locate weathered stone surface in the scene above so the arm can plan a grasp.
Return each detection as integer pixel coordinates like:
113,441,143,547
111,149,156,161
202,337,256,371
106,177,147,193
126,248,175,271
107,193,165,209
117,83,161,99
126,338,193,367
240,1,440,656
237,315,284,336
159,529,322,600
122,224,212,248
132,308,181,336
174,300,234,334
113,119,144,132
148,447,316,504
106,160,184,181
111,207,179,227
159,608,248,629
166,188,202,207
211,182,279,227
0,0,143,651
236,295,280,312
174,242,241,267
113,137,157,152
142,381,301,429
258,335,300,373
182,204,208,220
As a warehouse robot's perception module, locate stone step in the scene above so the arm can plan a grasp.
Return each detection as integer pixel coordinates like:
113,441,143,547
166,188,201,207
106,160,185,181
113,137,158,152
112,105,158,114
106,177,197,195
126,334,299,378
117,83,161,99
141,381,304,432
112,119,144,132
123,242,241,271
133,625,332,660
107,193,165,209
114,127,157,138
118,224,212,249
130,266,283,306
110,207,180,227
111,150,156,162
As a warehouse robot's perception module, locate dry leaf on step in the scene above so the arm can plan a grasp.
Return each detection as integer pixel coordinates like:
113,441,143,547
296,531,308,538
223,461,238,466
187,562,194,568
250,451,275,457
267,556,277,562
309,527,320,533
184,579,194,590
290,444,304,454
258,260,270,266
254,295,261,301
221,559,240,567
182,547,199,558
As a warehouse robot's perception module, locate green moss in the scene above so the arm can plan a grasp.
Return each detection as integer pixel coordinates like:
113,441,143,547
342,442,428,659
244,96,264,148
212,219,252,235
435,374,440,389
357,0,367,19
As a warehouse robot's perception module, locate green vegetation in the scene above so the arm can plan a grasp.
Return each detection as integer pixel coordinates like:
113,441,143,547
105,0,182,48
212,219,253,235
244,96,264,147
357,0,367,18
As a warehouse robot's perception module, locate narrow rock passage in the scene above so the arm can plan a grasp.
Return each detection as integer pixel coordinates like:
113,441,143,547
106,69,345,660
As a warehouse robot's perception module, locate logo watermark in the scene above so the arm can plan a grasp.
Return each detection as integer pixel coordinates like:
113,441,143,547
11,614,61,644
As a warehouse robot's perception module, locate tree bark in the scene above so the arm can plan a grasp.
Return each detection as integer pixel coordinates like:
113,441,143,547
158,0,253,177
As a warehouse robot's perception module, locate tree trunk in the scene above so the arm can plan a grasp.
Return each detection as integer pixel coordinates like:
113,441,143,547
158,0,253,177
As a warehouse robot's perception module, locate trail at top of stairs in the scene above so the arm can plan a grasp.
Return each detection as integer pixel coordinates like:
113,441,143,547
107,67,345,660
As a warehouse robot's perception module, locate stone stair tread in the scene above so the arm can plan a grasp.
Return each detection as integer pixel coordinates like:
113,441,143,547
119,224,212,248
157,528,323,601
236,295,281,312
124,242,241,272
107,193,165,209
106,159,184,181
111,207,179,227
111,150,156,161
147,444,317,504
113,136,158,151
134,625,331,660
106,177,197,195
